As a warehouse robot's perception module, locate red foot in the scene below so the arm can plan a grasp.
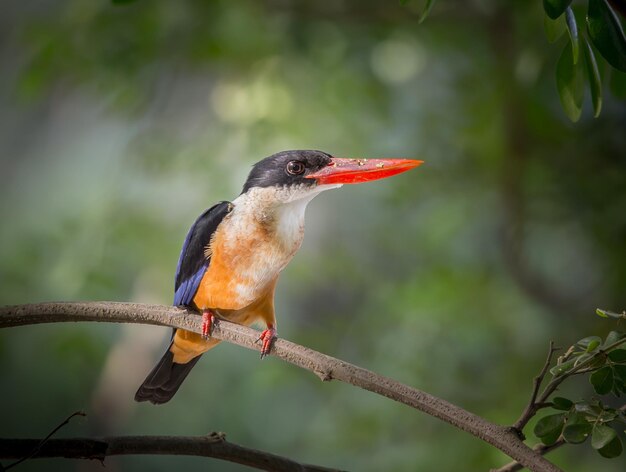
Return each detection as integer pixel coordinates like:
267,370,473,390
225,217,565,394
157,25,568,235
257,326,277,359
201,310,217,339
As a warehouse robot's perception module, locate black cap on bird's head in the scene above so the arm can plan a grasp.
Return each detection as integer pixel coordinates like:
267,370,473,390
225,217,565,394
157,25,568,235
241,149,424,197
241,150,333,194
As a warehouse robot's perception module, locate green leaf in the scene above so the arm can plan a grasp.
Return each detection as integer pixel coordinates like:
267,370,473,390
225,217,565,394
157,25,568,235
614,365,626,382
592,424,617,449
544,12,567,43
578,336,602,349
587,0,626,72
534,413,566,445
613,369,626,395
567,411,592,425
604,330,625,347
565,7,580,63
597,308,609,318
544,0,573,20
552,397,574,410
563,423,592,443
582,38,603,117
598,309,626,320
586,340,601,353
550,358,577,376
556,41,585,121
590,366,614,394
598,434,623,458
418,0,436,24
608,349,626,363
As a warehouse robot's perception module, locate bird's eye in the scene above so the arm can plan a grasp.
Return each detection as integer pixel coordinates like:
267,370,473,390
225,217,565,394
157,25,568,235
286,160,306,176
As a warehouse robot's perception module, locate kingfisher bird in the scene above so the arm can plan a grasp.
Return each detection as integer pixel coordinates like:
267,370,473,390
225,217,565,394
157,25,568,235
135,150,422,404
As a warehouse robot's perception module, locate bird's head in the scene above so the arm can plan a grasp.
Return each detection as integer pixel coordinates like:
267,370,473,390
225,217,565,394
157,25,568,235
242,150,423,203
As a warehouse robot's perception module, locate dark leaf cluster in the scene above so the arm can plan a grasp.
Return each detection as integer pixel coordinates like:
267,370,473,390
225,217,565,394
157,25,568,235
544,0,626,121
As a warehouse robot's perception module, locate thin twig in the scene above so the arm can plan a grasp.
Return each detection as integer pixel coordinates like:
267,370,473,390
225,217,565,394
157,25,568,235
0,301,563,472
3,411,86,470
0,434,340,472
512,342,559,436
537,336,626,406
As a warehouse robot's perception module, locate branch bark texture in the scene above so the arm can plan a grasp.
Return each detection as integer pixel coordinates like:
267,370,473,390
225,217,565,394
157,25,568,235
1,302,562,472
0,434,339,472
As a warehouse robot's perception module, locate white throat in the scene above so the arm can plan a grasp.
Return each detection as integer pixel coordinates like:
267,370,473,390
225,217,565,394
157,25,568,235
232,183,342,248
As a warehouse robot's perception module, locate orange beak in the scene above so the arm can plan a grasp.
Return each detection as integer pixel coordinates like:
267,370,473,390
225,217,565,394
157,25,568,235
305,158,423,185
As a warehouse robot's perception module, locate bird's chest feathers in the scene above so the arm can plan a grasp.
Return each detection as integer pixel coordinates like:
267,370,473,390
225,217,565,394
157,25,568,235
228,193,307,269
203,189,310,308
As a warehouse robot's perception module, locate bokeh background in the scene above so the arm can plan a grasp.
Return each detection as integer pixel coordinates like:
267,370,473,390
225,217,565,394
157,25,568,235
1,1,625,471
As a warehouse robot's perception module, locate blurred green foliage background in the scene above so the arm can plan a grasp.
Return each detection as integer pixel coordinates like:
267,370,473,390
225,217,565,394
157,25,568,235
1,1,625,471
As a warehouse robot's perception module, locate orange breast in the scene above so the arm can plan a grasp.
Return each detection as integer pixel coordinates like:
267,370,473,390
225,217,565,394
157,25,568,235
192,216,287,321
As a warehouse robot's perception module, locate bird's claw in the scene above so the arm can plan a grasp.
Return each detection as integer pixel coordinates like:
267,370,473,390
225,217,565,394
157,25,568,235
201,310,217,339
257,327,277,359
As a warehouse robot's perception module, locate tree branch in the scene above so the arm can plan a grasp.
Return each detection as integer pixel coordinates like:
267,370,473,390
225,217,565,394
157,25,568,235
3,411,87,470
0,434,340,472
0,302,563,472
491,439,566,472
512,342,559,436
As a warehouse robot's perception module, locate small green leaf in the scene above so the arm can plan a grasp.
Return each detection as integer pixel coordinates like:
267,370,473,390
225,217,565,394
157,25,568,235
597,309,626,320
544,12,567,43
604,331,625,347
598,434,623,458
565,7,580,63
563,423,592,443
587,0,626,72
582,38,603,117
418,0,436,24
534,413,566,445
552,397,574,410
592,424,617,449
597,308,609,318
608,349,626,363
590,366,614,394
544,0,573,19
556,41,585,121
578,336,602,348
551,358,577,376
587,340,601,353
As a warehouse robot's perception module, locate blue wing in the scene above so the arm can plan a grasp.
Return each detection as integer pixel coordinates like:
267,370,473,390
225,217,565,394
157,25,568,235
173,201,232,307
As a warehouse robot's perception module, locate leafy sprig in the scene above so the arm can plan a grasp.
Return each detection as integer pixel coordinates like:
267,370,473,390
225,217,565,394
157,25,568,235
530,318,626,459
